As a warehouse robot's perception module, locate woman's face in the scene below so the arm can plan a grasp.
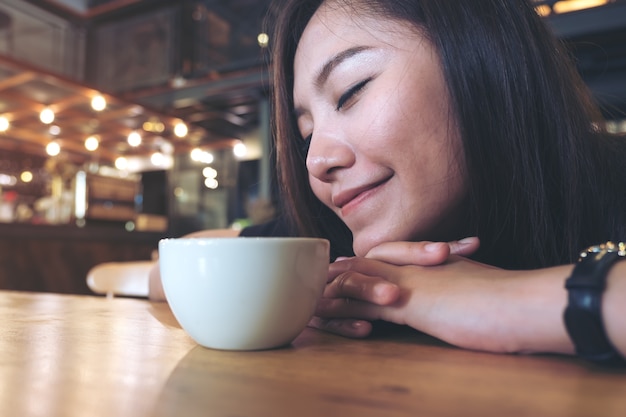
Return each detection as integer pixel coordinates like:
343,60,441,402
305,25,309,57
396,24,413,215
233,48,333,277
293,2,467,256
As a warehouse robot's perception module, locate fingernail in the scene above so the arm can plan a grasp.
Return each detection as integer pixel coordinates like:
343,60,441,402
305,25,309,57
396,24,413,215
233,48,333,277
425,242,444,252
350,320,364,329
458,237,477,244
373,282,391,297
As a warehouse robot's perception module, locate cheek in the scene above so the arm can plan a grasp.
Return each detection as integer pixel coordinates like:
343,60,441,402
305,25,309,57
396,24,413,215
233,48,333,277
357,86,438,153
386,86,457,167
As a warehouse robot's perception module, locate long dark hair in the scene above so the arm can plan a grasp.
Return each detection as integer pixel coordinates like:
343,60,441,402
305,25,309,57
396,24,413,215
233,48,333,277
267,0,626,268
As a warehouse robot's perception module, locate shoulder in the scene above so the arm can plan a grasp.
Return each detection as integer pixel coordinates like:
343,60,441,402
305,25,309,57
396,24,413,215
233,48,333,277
240,217,294,238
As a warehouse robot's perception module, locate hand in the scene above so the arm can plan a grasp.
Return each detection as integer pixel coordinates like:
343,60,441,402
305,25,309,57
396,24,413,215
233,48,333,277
315,254,513,351
308,238,480,338
364,237,480,265
148,261,167,301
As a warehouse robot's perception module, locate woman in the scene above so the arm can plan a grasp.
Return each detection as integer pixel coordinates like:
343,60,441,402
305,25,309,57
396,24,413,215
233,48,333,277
267,0,626,363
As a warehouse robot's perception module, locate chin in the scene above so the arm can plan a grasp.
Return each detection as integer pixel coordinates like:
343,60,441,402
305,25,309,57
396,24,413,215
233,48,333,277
351,222,426,257
352,243,371,258
351,230,395,257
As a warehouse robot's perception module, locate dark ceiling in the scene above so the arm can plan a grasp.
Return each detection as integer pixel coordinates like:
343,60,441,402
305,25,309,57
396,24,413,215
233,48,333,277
548,1,626,119
30,0,275,145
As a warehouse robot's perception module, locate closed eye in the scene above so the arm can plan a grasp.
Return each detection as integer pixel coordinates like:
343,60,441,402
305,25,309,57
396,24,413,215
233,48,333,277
336,77,371,111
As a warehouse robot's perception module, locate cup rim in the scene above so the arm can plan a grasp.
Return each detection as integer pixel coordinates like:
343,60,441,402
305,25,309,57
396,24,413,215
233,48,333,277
159,236,329,246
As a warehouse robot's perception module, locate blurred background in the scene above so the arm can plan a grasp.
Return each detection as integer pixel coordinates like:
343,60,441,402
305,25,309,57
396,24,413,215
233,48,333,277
0,0,279,236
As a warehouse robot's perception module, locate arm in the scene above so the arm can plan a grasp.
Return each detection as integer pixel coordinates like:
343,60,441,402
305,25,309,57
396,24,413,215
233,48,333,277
317,251,626,358
148,228,241,301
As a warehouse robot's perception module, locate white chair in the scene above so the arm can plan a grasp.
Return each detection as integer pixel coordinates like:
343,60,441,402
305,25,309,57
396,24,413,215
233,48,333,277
86,261,154,298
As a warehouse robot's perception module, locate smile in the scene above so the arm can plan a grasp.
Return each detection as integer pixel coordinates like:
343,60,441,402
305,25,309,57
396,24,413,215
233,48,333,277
333,176,391,216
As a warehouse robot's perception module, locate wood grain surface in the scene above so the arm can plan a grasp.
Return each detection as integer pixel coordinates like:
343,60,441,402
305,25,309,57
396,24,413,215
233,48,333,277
1,291,625,417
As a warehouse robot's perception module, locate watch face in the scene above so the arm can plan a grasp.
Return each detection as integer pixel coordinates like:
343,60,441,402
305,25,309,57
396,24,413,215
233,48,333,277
580,242,626,260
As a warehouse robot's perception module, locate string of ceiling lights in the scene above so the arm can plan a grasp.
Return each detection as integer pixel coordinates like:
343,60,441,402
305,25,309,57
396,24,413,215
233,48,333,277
0,87,248,175
533,0,613,16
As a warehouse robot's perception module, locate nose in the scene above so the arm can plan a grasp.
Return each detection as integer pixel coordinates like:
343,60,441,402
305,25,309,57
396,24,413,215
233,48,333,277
305,129,355,182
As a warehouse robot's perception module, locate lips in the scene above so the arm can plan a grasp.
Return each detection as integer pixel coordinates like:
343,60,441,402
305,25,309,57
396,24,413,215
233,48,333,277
332,176,391,211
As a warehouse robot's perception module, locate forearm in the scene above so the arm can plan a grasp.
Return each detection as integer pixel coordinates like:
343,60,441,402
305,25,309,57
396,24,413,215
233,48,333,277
493,262,626,358
148,261,166,301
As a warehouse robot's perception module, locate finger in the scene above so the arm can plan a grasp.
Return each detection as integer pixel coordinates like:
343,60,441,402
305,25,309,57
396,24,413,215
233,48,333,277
315,296,393,324
364,241,451,266
329,256,409,281
449,237,480,256
323,269,400,305
307,316,372,338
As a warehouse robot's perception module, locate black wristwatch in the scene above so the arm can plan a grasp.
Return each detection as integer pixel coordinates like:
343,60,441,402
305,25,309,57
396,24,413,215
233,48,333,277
563,242,625,366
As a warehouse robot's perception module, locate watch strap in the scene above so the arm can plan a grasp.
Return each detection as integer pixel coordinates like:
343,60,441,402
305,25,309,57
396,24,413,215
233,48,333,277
564,242,625,366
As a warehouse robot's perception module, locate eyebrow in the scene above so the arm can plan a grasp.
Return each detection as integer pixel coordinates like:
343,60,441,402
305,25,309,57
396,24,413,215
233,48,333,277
294,45,371,118
315,45,371,90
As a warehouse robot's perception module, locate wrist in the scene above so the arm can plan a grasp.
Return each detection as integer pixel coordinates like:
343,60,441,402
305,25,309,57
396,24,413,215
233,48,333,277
489,266,574,355
423,267,571,354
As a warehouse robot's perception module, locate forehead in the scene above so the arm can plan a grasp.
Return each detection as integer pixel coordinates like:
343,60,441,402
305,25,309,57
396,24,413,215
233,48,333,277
294,3,420,69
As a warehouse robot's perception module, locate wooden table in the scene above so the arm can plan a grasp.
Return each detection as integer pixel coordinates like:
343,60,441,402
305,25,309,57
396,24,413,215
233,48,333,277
1,291,625,417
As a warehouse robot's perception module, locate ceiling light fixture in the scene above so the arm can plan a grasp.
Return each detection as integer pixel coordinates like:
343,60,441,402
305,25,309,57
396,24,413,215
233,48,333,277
85,136,99,151
46,141,60,156
204,178,218,189
257,33,269,48
48,125,61,135
552,0,608,14
534,4,552,16
174,121,188,138
20,171,33,183
40,108,55,124
127,131,142,147
115,157,128,170
91,94,107,111
202,167,217,179
190,148,214,164
233,142,247,159
150,152,165,166
0,116,9,132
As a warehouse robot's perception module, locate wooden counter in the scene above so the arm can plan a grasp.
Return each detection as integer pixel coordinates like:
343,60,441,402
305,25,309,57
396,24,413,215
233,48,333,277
0,222,167,295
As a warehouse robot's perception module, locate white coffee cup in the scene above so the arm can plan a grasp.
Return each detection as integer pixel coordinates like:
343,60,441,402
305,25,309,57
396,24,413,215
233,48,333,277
159,237,330,350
